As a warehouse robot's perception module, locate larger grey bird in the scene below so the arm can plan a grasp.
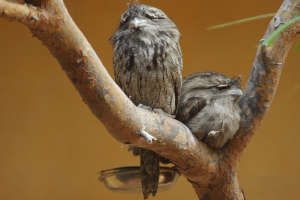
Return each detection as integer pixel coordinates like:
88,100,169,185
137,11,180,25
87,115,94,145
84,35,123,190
109,3,182,199
176,72,242,148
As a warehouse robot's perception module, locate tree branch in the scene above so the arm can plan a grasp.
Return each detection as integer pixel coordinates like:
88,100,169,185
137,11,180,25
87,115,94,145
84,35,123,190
0,0,42,28
0,0,215,175
229,0,300,159
1,0,299,199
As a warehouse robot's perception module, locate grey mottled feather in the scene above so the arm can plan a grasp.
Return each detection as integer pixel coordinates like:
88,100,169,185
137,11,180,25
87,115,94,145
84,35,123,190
177,72,242,148
140,148,160,198
110,4,182,199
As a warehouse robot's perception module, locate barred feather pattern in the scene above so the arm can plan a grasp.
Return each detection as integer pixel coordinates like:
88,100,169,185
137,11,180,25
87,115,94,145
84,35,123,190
110,4,182,199
177,72,242,148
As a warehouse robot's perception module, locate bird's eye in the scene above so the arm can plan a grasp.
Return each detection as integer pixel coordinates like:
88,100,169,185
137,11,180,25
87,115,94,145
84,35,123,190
145,12,157,19
145,12,164,20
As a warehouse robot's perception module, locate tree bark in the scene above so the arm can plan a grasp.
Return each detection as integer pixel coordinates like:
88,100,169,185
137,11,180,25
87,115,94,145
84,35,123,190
0,0,299,199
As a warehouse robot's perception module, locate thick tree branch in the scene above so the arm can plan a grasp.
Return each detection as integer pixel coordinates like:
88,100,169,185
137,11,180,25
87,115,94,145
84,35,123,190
0,0,42,28
1,0,299,199
0,0,215,174
228,0,300,160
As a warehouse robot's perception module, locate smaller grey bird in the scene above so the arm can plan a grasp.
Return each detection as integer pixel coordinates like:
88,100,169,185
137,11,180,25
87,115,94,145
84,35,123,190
176,72,242,148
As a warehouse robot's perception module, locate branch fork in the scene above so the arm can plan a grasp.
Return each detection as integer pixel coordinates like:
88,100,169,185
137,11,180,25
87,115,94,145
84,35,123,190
1,0,300,199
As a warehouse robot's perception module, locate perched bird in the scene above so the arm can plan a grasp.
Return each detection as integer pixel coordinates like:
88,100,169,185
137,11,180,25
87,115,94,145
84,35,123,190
176,72,242,148
109,2,182,199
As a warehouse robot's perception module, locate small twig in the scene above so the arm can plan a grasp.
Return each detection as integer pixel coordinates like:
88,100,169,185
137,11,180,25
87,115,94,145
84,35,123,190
260,39,267,53
140,130,157,144
0,0,42,28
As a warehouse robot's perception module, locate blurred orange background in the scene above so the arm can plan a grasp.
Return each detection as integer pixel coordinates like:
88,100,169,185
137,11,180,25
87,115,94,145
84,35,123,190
1,0,300,199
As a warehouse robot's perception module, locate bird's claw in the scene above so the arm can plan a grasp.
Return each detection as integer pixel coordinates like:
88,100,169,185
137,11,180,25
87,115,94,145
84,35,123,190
140,130,157,144
138,104,166,124
137,104,152,111
153,108,166,124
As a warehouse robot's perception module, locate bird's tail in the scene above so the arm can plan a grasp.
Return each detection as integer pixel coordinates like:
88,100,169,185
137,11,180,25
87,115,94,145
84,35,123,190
140,148,160,199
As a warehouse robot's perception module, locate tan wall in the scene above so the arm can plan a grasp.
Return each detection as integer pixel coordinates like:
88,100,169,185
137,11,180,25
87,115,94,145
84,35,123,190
1,0,300,199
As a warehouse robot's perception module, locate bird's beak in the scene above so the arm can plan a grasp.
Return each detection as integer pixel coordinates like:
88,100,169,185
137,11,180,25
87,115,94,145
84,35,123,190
228,88,243,96
129,17,147,29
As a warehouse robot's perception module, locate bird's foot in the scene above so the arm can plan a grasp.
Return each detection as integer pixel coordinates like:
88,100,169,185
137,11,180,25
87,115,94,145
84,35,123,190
137,104,153,111
137,104,174,124
140,130,157,144
154,109,175,124
153,108,166,124
138,104,165,124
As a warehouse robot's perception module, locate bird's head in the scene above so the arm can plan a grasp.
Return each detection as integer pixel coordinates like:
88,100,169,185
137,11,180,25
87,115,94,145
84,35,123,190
209,76,243,101
109,4,180,45
181,72,243,103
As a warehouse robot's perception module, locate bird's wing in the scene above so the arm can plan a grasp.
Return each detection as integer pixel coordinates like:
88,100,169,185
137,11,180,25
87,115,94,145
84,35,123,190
174,73,182,116
176,97,207,123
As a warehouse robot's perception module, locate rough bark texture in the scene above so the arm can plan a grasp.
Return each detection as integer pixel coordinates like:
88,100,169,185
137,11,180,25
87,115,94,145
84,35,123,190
1,0,299,199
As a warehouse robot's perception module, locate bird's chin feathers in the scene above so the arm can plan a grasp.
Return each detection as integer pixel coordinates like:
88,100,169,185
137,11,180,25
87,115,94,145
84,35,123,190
110,26,180,49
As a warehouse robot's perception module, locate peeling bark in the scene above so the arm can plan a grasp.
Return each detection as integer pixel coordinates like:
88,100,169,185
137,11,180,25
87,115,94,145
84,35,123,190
0,0,299,199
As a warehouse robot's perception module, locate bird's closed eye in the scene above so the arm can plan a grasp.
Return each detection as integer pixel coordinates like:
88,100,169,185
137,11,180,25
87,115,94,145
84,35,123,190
145,12,156,19
145,12,164,20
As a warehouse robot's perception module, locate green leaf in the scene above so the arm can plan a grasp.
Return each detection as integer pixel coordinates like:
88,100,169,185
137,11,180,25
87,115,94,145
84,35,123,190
207,13,276,30
295,43,300,51
261,15,300,47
